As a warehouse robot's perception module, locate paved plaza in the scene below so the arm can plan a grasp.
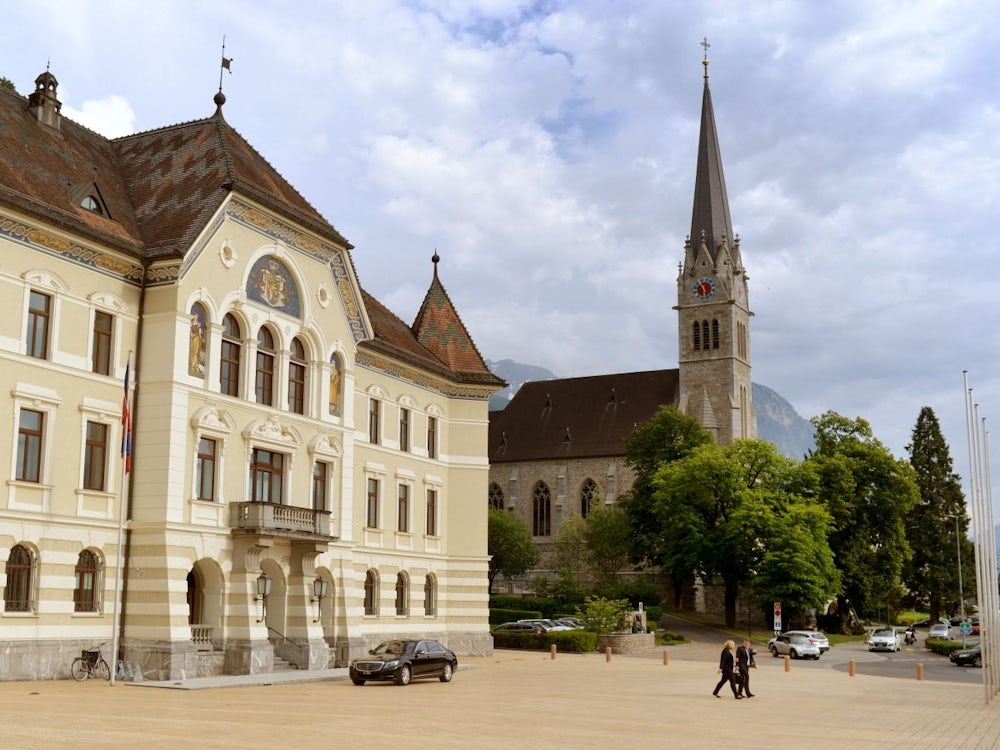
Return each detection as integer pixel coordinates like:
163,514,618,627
3,639,999,749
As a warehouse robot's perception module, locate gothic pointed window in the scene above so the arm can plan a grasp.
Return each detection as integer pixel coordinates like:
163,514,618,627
532,481,551,537
701,321,709,351
580,477,597,518
488,482,504,510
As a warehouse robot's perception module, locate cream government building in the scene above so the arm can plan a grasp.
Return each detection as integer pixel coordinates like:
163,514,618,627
0,70,503,681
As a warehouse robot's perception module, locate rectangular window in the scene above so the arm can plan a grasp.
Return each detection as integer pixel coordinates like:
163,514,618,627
288,361,306,414
399,408,410,452
366,477,380,528
255,352,274,405
426,489,438,536
426,416,437,459
196,437,217,501
368,398,380,444
26,290,51,359
16,409,43,483
250,448,284,503
397,484,410,532
312,461,328,511
83,421,108,491
92,311,113,375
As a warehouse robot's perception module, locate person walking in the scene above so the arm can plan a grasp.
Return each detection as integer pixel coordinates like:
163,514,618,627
736,638,756,698
712,640,741,699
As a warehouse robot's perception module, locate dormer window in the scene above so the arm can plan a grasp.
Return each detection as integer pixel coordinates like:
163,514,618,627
80,195,102,214
70,182,110,217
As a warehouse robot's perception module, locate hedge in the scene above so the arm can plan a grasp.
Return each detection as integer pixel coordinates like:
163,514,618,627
493,629,598,653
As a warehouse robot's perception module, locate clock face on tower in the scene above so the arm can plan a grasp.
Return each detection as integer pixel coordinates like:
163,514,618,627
693,277,716,300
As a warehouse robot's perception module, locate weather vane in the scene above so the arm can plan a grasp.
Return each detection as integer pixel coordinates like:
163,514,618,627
219,35,233,94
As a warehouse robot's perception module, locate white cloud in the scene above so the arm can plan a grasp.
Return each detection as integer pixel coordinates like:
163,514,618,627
63,95,136,138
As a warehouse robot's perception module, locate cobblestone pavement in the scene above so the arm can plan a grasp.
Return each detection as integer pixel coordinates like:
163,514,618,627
3,641,999,749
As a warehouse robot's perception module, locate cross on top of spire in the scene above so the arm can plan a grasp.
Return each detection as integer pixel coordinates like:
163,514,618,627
701,37,711,81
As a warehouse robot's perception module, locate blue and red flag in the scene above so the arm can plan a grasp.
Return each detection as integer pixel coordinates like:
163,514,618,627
121,362,132,474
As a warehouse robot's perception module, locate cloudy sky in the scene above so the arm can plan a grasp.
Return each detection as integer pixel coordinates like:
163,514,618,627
3,0,998,507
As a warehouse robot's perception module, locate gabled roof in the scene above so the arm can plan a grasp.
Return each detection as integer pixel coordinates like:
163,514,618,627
114,113,350,259
689,72,734,262
489,369,679,463
412,254,495,377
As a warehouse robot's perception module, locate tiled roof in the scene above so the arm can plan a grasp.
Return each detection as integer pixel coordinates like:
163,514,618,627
114,113,350,259
412,262,495,376
489,369,679,462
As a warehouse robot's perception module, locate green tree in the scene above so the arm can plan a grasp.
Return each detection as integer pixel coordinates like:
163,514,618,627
552,513,590,599
620,406,710,600
905,406,974,622
0,77,15,92
584,502,632,583
652,439,828,626
806,411,920,630
487,508,539,593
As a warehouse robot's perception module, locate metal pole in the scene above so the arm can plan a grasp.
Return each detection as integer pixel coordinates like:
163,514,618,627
109,351,133,687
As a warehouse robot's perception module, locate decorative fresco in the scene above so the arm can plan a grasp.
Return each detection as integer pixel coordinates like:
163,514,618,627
188,302,208,377
246,255,300,318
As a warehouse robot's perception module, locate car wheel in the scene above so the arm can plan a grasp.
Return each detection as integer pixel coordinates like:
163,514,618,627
439,663,454,683
769,645,778,657
351,678,365,686
789,649,798,659
974,656,982,668
394,665,411,686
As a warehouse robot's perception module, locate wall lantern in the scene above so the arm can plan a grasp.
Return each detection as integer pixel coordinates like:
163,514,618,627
312,576,329,622
256,572,272,623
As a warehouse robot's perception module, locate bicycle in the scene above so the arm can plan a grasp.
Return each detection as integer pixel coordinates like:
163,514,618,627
70,643,111,681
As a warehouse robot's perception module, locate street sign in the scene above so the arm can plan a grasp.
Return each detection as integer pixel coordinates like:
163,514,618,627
773,602,782,632
960,621,972,635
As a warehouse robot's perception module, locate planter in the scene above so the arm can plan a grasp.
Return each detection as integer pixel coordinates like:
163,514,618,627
597,632,655,655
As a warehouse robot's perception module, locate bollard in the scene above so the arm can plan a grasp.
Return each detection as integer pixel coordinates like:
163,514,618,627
916,663,923,681
662,649,669,666
550,644,557,660
848,659,855,676
784,655,790,672
605,647,612,662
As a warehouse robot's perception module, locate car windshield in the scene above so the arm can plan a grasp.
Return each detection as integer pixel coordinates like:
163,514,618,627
371,640,411,656
872,629,893,637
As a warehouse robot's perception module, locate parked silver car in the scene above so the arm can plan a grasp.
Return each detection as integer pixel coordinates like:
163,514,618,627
928,622,951,640
867,627,901,652
782,629,830,653
768,633,821,659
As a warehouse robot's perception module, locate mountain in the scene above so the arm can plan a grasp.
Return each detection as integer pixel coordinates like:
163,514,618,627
485,359,815,459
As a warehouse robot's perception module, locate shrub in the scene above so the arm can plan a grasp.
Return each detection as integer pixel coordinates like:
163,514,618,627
925,638,971,656
492,629,598,653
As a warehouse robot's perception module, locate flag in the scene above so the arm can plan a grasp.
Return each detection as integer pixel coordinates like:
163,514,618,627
121,363,132,474
222,56,232,72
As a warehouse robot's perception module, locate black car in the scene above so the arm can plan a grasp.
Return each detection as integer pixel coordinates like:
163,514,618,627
949,642,982,668
349,639,457,686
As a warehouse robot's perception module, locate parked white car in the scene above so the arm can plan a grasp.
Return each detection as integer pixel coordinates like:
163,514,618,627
867,627,901,652
928,623,951,640
768,633,821,659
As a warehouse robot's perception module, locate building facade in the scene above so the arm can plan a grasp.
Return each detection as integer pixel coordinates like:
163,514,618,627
0,71,502,681
489,61,756,568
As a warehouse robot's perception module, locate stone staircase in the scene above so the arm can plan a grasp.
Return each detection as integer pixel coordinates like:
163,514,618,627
272,655,298,672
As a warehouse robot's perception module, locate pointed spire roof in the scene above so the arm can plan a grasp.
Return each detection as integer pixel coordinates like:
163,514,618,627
689,51,734,263
411,252,498,379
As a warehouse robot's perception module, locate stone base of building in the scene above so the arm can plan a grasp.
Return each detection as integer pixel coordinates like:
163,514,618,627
0,638,97,681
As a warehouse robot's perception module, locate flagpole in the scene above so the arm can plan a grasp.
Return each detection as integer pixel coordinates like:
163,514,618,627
109,350,133,686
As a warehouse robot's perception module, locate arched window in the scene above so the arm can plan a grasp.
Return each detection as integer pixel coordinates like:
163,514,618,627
489,482,504,510
692,320,701,351
712,319,720,349
701,320,709,351
4,544,34,613
288,337,307,414
220,314,242,397
255,327,275,406
74,550,100,613
532,481,551,537
395,572,409,616
580,478,597,519
424,574,437,616
364,569,379,615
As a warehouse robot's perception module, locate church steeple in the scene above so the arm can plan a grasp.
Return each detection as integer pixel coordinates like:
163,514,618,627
676,41,756,445
688,39,734,264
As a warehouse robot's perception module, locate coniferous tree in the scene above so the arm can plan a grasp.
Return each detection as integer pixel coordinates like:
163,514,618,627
905,406,974,623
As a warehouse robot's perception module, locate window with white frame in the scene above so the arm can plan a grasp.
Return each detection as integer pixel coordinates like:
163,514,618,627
26,290,51,360
395,571,409,616
364,569,379,615
399,407,410,452
397,483,410,532
196,437,218,502
91,310,113,376
220,314,242,397
82,421,109,491
366,477,380,528
288,337,307,415
426,488,438,536
255,327,276,406
423,574,437,616
73,549,102,613
426,415,437,459
312,461,328,511
368,398,380,444
16,409,44,483
250,447,284,503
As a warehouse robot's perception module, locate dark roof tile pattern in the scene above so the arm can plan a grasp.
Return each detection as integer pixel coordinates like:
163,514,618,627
689,79,734,262
412,268,493,376
489,369,679,462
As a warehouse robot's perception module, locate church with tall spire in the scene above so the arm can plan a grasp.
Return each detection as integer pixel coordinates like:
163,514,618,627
488,48,756,568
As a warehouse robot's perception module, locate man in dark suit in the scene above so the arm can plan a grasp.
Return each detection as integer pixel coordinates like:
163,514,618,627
736,639,756,698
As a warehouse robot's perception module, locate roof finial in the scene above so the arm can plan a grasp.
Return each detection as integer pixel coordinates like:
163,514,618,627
701,36,710,82
215,36,232,114
432,249,440,279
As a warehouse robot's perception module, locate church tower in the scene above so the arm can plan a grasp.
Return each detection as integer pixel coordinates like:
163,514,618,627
676,46,756,444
